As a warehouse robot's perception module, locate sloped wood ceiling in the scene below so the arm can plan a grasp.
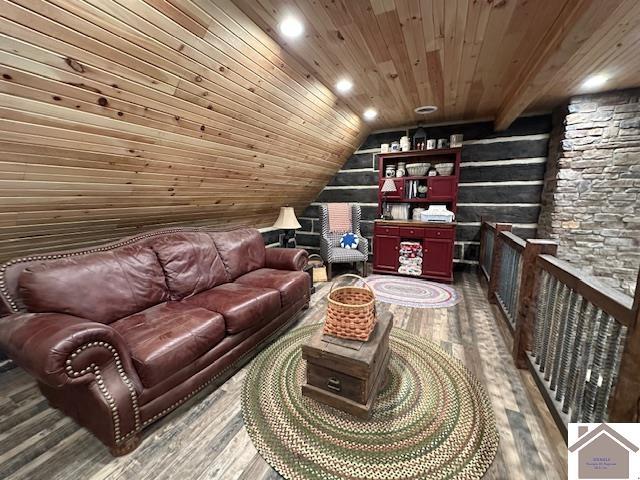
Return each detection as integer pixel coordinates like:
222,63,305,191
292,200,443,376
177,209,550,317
235,0,640,129
0,0,365,261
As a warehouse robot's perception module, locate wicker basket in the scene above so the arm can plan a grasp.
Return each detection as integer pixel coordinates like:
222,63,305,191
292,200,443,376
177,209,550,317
324,274,376,341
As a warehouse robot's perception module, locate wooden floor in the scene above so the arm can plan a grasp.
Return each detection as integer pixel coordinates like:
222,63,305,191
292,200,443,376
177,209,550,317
0,271,567,479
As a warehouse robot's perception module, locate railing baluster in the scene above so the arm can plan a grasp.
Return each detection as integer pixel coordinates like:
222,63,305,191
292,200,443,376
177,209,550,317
571,303,600,423
607,326,628,420
593,315,625,422
545,282,566,380
506,247,516,325
533,272,551,359
488,224,512,303
511,254,522,322
555,291,580,402
563,296,589,414
539,277,558,372
550,287,572,391
581,309,606,422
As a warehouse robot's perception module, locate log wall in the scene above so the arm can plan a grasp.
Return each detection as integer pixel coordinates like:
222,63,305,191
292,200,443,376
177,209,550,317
297,115,551,264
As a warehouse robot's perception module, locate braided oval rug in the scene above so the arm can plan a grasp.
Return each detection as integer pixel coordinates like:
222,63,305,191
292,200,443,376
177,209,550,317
357,275,462,309
241,324,498,480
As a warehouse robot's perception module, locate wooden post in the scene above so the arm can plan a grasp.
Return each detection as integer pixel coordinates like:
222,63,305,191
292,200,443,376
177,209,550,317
512,239,558,368
487,223,512,303
608,267,640,422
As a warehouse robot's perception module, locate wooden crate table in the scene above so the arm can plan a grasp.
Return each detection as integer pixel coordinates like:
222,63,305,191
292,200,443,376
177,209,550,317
301,312,393,419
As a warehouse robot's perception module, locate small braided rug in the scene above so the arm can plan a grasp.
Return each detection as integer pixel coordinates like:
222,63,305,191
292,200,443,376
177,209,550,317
358,275,462,309
241,324,498,480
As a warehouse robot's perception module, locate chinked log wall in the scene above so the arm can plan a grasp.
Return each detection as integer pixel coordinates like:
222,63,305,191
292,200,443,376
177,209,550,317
0,0,365,263
297,115,551,264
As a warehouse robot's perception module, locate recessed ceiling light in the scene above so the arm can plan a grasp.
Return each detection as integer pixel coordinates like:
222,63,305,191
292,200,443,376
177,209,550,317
279,16,304,38
336,79,353,93
582,74,608,90
414,105,438,114
363,109,377,121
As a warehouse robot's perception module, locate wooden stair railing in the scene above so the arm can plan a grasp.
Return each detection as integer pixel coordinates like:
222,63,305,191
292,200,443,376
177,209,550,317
479,220,640,439
608,268,640,423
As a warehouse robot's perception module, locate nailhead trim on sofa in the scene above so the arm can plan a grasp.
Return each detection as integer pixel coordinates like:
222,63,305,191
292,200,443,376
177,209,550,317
1,227,305,447
0,226,252,313
117,303,307,442
65,341,141,444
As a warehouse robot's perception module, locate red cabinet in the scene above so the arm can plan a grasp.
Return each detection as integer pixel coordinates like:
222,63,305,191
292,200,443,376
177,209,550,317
373,222,454,282
375,148,460,282
427,176,456,201
422,238,453,279
374,235,399,271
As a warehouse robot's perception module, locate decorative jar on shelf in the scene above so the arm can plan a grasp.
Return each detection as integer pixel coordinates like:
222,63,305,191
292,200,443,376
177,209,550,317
450,134,463,148
396,162,406,177
385,165,396,178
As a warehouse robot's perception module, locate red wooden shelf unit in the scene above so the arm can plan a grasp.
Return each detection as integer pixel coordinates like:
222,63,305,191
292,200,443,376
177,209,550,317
372,148,461,282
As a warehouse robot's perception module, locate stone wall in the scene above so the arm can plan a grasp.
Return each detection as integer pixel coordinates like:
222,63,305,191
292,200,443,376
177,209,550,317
537,89,640,295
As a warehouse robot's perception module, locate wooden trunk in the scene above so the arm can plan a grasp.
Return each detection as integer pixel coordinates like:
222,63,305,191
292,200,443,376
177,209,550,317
302,313,393,418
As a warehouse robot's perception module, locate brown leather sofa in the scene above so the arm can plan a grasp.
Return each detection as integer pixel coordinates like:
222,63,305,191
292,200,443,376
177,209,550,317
0,227,309,455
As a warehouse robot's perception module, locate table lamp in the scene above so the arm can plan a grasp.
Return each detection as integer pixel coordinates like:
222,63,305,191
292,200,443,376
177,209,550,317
273,206,301,247
380,179,397,220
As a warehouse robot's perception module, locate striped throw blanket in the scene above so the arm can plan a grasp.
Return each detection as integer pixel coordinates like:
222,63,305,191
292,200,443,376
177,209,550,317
327,203,352,233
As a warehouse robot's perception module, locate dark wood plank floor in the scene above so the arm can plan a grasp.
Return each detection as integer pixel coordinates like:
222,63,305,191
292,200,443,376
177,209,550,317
0,271,567,479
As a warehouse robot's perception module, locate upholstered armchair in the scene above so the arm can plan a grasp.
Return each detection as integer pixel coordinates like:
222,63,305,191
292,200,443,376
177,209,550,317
319,204,369,279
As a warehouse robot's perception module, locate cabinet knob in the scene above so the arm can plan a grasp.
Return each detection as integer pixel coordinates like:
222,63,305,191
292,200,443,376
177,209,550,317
395,246,398,250
410,230,414,234
437,231,441,236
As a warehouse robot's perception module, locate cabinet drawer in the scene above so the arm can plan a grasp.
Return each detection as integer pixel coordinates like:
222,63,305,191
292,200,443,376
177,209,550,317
424,228,454,239
399,226,424,238
374,225,399,236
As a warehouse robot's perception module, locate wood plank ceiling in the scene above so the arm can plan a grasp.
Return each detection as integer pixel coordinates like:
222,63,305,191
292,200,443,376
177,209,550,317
1,0,639,262
0,0,365,261
234,0,640,129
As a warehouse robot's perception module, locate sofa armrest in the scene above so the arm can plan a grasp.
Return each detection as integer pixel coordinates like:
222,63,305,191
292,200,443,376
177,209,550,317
265,248,308,271
0,312,140,389
0,313,143,448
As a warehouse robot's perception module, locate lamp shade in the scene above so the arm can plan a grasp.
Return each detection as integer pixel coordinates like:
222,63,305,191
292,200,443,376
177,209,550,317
381,178,397,193
273,206,301,229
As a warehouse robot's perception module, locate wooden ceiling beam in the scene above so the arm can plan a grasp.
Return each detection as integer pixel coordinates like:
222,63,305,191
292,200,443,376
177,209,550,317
494,0,622,131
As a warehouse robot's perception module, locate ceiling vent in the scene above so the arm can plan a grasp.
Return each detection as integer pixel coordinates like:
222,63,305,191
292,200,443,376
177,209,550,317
414,105,438,115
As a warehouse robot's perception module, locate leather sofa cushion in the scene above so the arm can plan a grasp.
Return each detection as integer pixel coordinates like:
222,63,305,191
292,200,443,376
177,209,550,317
112,303,225,388
209,228,265,280
182,283,280,334
150,232,228,300
19,244,170,324
235,268,309,307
